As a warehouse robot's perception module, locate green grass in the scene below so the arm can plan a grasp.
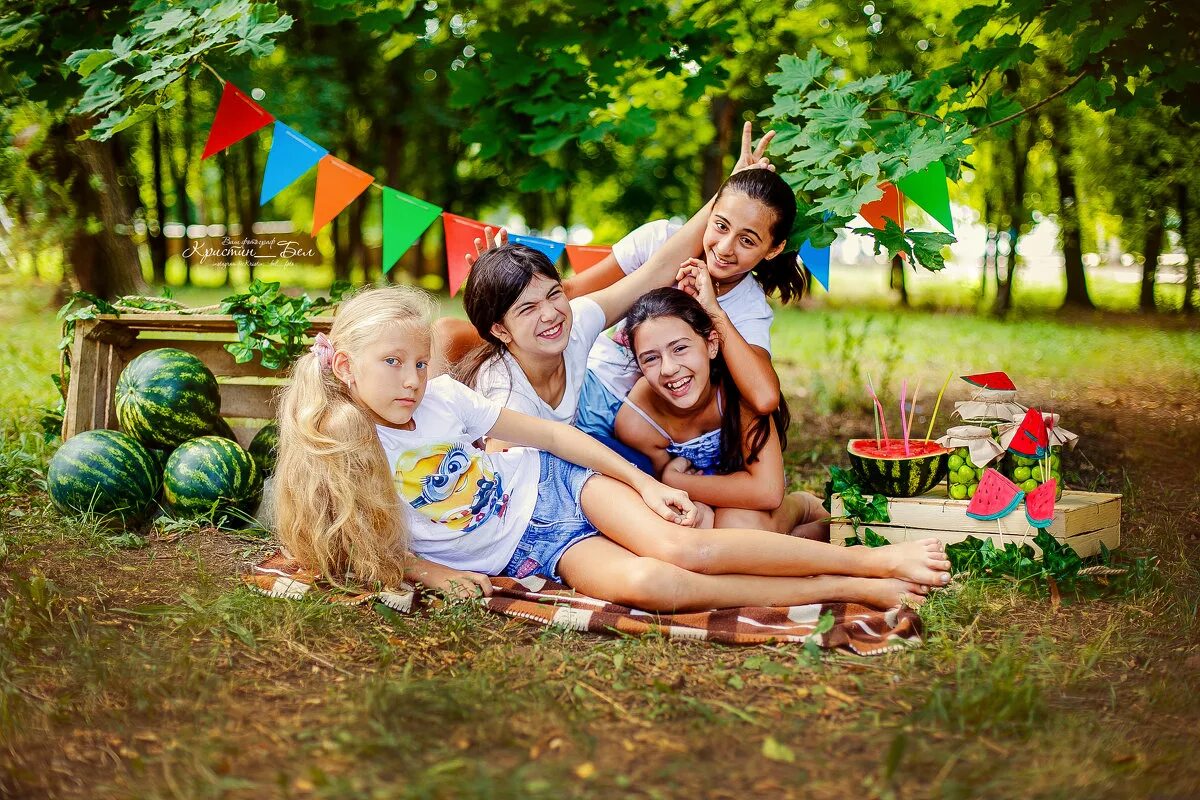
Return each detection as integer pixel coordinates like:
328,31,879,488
2,278,1199,798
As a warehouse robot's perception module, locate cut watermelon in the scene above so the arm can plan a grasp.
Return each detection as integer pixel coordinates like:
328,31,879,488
961,372,1016,391
846,439,949,497
1006,408,1049,459
1024,478,1057,528
966,468,1023,521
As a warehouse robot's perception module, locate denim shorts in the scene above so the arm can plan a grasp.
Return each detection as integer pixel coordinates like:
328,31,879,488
502,452,599,582
575,371,655,475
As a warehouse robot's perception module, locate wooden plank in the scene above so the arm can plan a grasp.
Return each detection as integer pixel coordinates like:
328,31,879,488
120,338,285,379
830,487,1121,538
92,313,334,333
98,343,121,430
228,422,263,449
829,522,1120,558
64,319,105,440
218,382,281,418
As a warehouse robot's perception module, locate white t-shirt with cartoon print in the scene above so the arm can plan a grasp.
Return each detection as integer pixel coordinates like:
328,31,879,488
473,296,607,425
586,219,775,397
374,375,539,574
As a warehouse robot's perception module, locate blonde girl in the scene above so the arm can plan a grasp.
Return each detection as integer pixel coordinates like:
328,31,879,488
275,284,951,610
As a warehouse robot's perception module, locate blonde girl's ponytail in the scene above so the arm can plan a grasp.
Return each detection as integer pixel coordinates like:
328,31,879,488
273,284,438,587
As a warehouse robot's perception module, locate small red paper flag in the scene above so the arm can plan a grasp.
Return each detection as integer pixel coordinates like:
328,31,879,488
859,182,904,230
201,83,274,160
442,212,491,297
565,244,612,274
312,155,375,236
1007,408,1049,458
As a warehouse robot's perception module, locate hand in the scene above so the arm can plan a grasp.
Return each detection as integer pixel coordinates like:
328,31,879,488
465,225,507,269
663,456,695,476
675,258,720,316
730,121,776,176
639,479,697,527
410,560,493,600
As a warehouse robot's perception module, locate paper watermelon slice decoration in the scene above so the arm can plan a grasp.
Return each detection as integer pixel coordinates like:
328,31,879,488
1006,408,1049,459
1024,478,1057,528
966,468,1023,521
961,372,1017,391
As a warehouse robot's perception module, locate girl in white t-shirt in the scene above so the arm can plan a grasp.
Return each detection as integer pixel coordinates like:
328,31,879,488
272,284,951,611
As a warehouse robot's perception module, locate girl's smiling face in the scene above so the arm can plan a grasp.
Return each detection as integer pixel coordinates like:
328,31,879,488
703,192,787,283
334,323,431,430
492,273,573,360
633,316,720,411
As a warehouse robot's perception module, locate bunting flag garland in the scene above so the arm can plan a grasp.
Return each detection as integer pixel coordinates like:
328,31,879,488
312,156,375,235
201,82,274,160
442,212,492,297
896,160,954,234
564,244,612,273
858,181,904,230
260,122,327,205
798,240,831,292
508,233,566,265
381,188,442,273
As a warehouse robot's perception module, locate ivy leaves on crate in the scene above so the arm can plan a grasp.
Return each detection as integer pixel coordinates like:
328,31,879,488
824,466,889,523
219,279,350,370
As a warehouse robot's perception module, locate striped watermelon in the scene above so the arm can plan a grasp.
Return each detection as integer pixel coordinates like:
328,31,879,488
115,348,235,449
846,439,949,497
248,421,279,476
163,436,262,526
47,429,160,521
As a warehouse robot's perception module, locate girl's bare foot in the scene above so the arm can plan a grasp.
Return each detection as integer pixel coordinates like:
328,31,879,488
856,577,928,609
873,539,951,586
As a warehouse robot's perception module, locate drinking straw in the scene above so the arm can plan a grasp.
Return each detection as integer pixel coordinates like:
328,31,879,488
866,383,882,445
907,378,922,443
924,371,954,442
866,373,890,445
899,379,910,456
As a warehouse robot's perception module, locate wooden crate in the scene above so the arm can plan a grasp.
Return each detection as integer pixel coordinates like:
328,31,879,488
63,313,333,448
829,486,1121,557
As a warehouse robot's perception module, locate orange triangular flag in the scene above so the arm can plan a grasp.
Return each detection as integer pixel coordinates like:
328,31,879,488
565,244,612,274
312,156,375,236
859,182,904,230
201,83,274,159
442,212,491,297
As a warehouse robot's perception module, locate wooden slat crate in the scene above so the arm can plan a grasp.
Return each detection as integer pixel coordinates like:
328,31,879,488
829,486,1121,556
63,313,333,448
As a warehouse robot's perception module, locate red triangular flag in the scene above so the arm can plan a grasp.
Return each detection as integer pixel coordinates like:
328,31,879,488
312,155,375,236
442,212,490,297
859,182,904,230
565,244,612,274
201,83,274,160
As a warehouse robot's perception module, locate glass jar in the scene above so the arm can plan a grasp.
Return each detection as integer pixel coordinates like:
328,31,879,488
936,425,1005,502
996,412,1076,500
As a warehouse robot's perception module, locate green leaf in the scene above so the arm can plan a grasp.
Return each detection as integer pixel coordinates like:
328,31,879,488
909,229,956,271
761,736,795,763
766,47,831,95
954,5,997,41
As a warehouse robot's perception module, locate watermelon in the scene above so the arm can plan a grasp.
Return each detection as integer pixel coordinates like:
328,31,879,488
115,348,235,449
163,436,262,526
846,439,949,497
1024,478,1057,528
962,371,1016,391
248,421,279,476
965,468,1023,521
47,429,160,521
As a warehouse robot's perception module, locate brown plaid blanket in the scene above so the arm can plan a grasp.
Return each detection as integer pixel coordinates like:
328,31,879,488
243,550,923,655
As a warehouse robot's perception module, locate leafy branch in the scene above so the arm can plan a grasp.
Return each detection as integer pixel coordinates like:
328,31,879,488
218,279,350,370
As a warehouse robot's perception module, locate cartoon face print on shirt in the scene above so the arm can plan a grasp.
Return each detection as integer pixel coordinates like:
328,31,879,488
393,443,509,532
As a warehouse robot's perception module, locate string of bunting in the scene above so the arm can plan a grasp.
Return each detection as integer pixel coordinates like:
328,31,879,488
200,73,953,297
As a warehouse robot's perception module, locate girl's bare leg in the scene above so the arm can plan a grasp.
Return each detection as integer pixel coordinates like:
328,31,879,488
556,537,928,612
580,476,950,585
714,491,830,541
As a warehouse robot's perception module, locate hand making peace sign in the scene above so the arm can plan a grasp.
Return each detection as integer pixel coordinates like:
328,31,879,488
730,121,777,176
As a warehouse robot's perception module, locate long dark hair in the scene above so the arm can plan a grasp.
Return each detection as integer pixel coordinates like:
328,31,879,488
624,288,789,474
716,168,808,304
455,243,562,390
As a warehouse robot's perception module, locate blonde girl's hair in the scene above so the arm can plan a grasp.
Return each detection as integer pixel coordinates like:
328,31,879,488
274,283,438,586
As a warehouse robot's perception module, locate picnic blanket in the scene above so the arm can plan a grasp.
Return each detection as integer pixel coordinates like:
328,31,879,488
244,549,923,655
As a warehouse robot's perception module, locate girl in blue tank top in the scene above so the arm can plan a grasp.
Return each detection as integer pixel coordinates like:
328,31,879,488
615,285,829,540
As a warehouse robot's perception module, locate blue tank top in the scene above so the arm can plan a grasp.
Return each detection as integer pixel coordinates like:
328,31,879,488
621,390,724,474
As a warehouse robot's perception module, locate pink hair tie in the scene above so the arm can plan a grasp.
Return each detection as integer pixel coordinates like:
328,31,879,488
310,332,335,372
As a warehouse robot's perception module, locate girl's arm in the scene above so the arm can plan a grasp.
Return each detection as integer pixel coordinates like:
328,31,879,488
676,259,781,415
612,393,674,475
562,257,624,299
659,406,786,511
403,554,494,598
487,408,697,526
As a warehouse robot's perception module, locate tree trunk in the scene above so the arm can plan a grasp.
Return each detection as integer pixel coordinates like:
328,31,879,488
701,96,738,200
889,254,908,305
1139,214,1164,312
219,151,234,287
993,74,1029,317
60,119,147,298
167,113,193,286
1049,109,1092,309
149,116,169,285
1179,182,1195,314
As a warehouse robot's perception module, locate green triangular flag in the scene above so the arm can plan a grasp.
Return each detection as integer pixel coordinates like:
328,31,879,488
382,188,442,273
897,161,954,235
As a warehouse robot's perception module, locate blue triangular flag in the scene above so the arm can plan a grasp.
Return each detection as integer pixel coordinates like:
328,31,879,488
260,122,328,206
798,240,831,292
508,233,566,265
